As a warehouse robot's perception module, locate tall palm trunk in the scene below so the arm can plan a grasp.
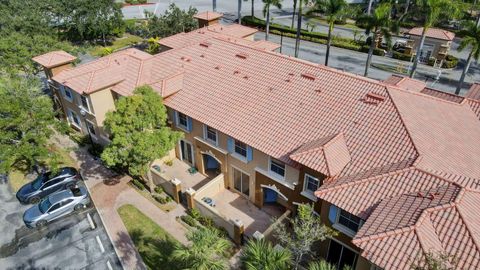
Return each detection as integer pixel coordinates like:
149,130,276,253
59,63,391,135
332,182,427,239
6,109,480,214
294,1,303,57
291,0,298,28
213,0,217,11
364,32,376,76
409,27,428,78
367,0,374,14
455,50,473,95
404,0,410,15
238,0,242,24
265,5,271,40
252,0,255,17
325,23,334,66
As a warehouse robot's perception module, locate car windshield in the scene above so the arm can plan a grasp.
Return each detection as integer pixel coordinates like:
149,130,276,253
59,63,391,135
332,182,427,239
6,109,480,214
32,174,49,190
39,198,52,214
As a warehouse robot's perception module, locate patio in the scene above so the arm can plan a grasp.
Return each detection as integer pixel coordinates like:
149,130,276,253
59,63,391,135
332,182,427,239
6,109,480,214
210,189,284,237
151,158,210,191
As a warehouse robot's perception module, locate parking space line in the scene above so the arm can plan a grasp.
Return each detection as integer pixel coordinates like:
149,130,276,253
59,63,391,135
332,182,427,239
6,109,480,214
96,235,105,253
107,260,113,270
87,212,96,230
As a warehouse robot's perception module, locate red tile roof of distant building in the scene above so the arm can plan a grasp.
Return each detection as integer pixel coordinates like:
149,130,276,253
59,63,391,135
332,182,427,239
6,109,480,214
407,27,455,41
193,11,223,21
32,50,76,68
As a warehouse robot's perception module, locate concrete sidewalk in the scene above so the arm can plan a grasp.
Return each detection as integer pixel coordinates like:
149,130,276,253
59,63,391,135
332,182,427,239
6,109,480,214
58,139,189,270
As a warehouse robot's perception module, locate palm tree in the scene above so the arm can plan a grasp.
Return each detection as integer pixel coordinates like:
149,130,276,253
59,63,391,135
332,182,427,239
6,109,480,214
455,21,480,95
291,0,298,28
252,0,255,17
312,0,347,66
238,0,243,24
241,239,292,270
308,260,353,270
173,227,232,270
357,3,396,77
263,0,283,41
408,0,459,78
294,0,309,57
367,0,374,14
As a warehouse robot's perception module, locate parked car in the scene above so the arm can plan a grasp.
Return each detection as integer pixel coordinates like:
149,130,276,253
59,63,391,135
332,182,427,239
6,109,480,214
23,185,90,228
16,167,81,204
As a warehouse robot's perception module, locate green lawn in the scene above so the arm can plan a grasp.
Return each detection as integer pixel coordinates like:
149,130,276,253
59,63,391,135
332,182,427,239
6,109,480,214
118,204,183,270
88,34,143,56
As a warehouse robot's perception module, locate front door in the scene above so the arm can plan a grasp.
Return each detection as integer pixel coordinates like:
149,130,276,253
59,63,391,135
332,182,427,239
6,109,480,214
180,140,194,166
419,44,434,63
233,167,249,197
326,239,357,269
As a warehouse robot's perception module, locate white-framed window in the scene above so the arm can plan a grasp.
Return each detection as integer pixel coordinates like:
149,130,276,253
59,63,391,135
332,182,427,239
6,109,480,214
68,109,81,128
80,95,91,113
203,124,218,145
85,120,97,137
175,111,191,132
234,139,247,158
269,158,285,178
326,238,358,270
338,209,362,233
303,174,319,194
62,85,74,102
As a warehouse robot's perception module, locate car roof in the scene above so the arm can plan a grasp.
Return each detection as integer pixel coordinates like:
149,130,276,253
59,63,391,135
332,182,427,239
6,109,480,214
48,189,74,204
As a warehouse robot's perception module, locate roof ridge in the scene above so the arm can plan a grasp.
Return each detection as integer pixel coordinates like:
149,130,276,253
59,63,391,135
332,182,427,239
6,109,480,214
86,70,96,93
353,224,417,244
414,168,467,189
454,204,480,254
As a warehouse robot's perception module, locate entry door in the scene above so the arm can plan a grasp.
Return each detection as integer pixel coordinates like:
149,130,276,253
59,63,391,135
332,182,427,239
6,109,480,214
180,140,194,165
419,44,434,63
233,167,249,196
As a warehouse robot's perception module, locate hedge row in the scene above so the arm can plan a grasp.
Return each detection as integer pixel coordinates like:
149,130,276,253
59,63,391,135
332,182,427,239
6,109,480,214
244,16,385,56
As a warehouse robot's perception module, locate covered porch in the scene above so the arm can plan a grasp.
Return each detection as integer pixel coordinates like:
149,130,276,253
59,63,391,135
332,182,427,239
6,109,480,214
151,158,211,192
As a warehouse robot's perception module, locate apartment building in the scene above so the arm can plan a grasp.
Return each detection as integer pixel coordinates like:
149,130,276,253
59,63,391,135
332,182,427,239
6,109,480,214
33,12,480,270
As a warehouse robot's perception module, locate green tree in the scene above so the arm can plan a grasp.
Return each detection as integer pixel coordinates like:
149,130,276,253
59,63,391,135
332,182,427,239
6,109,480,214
273,204,335,270
357,3,396,77
241,238,292,270
455,21,480,94
0,33,77,75
408,0,459,78
145,4,198,39
312,0,348,66
263,0,283,41
309,260,353,270
101,86,182,191
173,227,232,270
0,76,57,174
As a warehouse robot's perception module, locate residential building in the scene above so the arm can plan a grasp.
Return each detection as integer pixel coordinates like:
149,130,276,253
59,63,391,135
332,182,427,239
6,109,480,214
33,12,480,270
404,27,455,64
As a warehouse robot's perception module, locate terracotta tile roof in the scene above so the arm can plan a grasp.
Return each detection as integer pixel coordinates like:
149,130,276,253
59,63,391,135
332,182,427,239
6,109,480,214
465,83,480,100
353,185,480,270
32,50,76,68
407,27,455,41
420,87,465,103
249,40,281,51
468,99,480,120
158,24,259,50
290,133,351,176
193,11,223,21
383,75,426,92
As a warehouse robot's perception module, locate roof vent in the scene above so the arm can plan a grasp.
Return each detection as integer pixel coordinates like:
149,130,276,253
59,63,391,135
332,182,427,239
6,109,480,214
214,65,221,70
233,70,241,75
199,41,211,48
301,73,316,81
366,92,386,102
235,52,248,59
243,75,249,79
200,54,205,58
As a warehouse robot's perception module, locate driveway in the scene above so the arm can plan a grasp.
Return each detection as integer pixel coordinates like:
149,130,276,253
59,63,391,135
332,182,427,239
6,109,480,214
0,178,122,270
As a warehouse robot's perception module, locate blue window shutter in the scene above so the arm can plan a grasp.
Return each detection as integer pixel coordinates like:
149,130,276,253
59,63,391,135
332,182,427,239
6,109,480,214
187,117,193,132
328,205,338,224
246,146,253,162
173,110,178,126
227,137,234,153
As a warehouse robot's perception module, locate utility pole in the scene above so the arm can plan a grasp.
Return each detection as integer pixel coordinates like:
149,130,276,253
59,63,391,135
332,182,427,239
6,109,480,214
238,0,242,24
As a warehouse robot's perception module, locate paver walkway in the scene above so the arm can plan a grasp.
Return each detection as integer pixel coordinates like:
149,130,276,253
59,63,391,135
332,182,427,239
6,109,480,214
52,135,189,270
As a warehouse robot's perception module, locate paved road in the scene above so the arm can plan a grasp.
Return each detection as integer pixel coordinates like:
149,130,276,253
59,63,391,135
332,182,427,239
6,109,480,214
0,179,122,270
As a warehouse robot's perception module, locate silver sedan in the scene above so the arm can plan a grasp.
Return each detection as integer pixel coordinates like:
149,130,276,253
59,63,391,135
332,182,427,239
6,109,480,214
23,186,91,228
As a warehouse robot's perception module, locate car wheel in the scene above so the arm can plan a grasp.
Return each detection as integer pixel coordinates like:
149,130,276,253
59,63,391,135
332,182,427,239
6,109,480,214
29,197,40,204
74,204,84,211
36,220,47,228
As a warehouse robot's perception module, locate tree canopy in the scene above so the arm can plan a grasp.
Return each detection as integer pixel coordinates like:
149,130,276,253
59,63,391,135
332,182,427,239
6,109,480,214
101,86,182,182
0,75,58,173
241,238,292,270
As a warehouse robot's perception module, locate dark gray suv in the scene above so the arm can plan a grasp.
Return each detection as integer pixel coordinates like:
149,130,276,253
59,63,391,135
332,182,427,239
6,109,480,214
16,167,81,204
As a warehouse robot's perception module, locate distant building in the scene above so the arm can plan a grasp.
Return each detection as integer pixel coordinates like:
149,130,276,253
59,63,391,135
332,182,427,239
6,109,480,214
405,27,455,64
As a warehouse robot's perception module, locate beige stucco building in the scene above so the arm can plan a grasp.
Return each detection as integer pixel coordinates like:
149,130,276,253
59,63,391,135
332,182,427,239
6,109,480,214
405,27,455,64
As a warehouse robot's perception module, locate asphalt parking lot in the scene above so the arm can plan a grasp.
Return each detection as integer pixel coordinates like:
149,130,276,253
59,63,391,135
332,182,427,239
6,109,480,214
0,178,122,270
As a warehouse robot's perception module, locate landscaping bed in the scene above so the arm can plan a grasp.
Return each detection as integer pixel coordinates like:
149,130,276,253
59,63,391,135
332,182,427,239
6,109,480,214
118,204,182,270
128,179,177,212
88,33,143,56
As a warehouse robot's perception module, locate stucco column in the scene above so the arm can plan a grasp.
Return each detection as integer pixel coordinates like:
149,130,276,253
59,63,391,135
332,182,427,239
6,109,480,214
171,178,182,204
233,219,245,245
185,188,196,209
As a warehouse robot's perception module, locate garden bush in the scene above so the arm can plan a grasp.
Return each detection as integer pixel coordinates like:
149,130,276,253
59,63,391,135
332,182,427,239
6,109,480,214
154,185,164,194
153,194,169,204
360,46,386,56
442,54,458,69
181,215,197,227
132,179,145,190
125,0,147,4
392,51,412,61
199,216,215,228
188,208,202,220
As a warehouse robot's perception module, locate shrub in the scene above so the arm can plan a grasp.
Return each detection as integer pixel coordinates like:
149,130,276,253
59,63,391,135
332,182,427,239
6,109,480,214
164,159,173,166
153,194,168,204
69,133,90,147
199,216,215,228
125,0,147,4
132,179,145,190
181,215,197,227
442,54,458,69
88,143,104,157
100,47,113,56
154,185,164,194
360,46,386,56
392,51,412,61
188,208,202,220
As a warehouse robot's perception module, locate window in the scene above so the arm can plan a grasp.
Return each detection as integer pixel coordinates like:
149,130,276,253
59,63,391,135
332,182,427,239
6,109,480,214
43,178,63,189
233,167,249,196
62,85,73,102
234,140,247,158
269,158,285,178
204,125,218,144
177,112,189,130
80,95,91,113
327,239,357,270
303,174,320,195
48,203,62,213
68,110,81,128
338,209,362,233
86,121,97,136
